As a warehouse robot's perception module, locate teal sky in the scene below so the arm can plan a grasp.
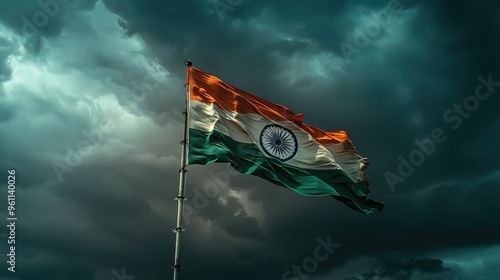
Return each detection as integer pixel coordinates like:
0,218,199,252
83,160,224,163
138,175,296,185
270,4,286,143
0,1,499,279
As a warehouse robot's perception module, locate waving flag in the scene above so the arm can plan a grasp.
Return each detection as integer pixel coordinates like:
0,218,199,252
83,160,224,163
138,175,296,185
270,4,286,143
187,66,384,214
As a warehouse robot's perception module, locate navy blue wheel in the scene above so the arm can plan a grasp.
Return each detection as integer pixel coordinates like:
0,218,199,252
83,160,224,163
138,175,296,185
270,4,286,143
259,124,298,161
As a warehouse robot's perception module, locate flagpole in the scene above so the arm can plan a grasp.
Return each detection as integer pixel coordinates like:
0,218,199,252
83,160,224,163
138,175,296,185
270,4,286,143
172,60,192,280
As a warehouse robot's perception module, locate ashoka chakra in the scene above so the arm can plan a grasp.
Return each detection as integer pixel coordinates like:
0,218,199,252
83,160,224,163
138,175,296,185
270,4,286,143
259,124,298,161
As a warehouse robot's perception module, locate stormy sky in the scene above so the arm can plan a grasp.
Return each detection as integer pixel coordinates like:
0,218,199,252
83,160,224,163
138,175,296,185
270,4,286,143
0,0,499,279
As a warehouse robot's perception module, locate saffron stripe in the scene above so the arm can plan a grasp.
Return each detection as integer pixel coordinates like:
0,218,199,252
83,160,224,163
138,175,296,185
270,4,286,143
188,66,351,145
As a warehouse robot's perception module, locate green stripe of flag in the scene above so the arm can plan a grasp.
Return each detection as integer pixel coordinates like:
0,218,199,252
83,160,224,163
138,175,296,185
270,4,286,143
189,129,384,214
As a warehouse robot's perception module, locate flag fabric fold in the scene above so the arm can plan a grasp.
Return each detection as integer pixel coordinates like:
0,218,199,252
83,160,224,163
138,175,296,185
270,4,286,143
187,66,384,214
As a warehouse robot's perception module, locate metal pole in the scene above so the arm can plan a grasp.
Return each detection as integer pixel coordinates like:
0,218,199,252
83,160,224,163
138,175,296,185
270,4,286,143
172,60,192,280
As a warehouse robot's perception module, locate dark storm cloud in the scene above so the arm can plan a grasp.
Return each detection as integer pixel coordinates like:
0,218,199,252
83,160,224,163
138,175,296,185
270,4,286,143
0,3,184,279
344,257,449,280
0,0,499,279
0,0,98,38
198,195,263,240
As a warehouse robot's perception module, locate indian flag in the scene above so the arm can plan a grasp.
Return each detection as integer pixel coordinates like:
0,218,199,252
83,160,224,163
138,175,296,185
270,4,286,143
187,66,384,214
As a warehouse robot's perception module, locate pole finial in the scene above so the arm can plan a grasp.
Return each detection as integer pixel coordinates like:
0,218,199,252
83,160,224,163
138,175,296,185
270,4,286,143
184,60,193,67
